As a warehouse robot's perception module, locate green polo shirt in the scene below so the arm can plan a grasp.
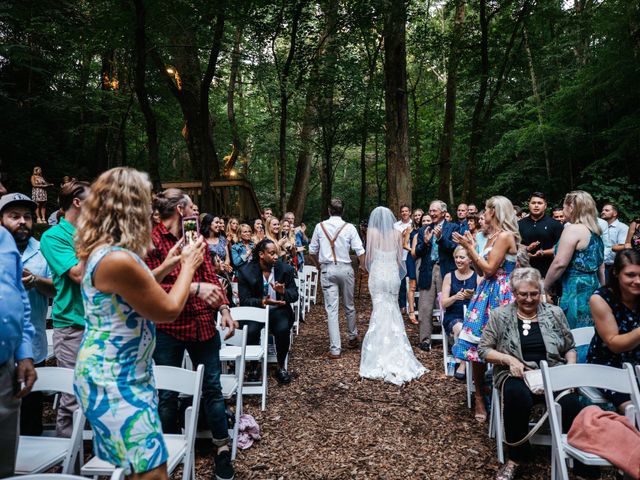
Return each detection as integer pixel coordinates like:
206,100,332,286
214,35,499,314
40,217,85,329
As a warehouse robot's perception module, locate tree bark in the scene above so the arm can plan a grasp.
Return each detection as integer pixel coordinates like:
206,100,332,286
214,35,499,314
383,0,412,212
288,91,316,220
224,23,243,176
438,0,466,204
132,0,161,190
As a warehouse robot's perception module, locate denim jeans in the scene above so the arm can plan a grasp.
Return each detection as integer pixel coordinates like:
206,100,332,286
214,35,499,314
153,331,229,447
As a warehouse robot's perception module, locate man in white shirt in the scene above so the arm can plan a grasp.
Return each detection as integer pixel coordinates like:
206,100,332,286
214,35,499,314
394,204,412,312
601,203,629,280
309,198,366,359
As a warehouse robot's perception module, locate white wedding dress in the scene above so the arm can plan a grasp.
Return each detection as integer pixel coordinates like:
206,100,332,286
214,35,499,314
359,250,427,385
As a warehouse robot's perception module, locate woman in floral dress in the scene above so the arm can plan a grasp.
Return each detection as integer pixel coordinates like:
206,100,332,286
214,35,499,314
73,167,205,478
452,196,519,422
30,166,52,223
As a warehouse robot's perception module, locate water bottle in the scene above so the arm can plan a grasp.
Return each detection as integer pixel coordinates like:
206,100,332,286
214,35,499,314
447,357,456,376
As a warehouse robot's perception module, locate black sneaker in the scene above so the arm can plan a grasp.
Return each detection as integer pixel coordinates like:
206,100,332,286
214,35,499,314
214,449,235,480
275,368,291,385
418,341,432,352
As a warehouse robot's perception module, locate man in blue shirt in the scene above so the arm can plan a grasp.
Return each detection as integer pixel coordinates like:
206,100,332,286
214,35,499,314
0,224,36,478
1,193,55,436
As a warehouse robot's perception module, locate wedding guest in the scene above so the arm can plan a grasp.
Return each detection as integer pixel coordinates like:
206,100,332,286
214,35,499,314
404,208,424,324
552,206,566,224
265,216,284,257
280,218,298,268
231,224,254,272
394,204,412,312
73,168,206,479
478,268,587,480
468,203,478,216
309,198,366,358
252,218,265,243
467,214,479,237
624,215,640,252
30,166,52,224
444,212,453,222
40,180,91,437
47,209,61,226
145,188,237,480
262,207,273,222
452,195,519,421
0,226,35,478
1,193,55,436
457,203,469,234
587,249,640,413
475,209,489,254
226,217,240,245
237,239,298,384
415,200,460,351
218,217,226,237
514,205,526,220
284,211,308,271
421,213,432,227
152,208,162,226
600,203,629,280
544,191,605,330
441,246,479,380
518,192,563,278
202,214,233,275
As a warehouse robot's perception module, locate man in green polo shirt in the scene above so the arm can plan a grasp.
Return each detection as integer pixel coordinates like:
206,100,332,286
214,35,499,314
40,180,90,438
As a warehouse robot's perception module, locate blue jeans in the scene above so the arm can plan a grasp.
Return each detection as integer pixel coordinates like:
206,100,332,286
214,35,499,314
153,331,229,447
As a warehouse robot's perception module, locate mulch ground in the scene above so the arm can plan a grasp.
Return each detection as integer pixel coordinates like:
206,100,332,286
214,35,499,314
192,285,598,480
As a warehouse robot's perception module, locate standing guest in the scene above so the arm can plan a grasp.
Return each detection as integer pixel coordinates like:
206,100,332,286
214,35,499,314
468,203,478,216
40,180,90,437
279,218,298,268
237,239,298,383
404,208,424,324
441,246,480,380
600,203,629,280
587,249,640,413
518,192,564,278
73,168,207,479
262,207,273,223
444,212,453,222
452,196,519,421
284,211,308,271
415,200,460,352
624,215,640,252
226,217,240,245
544,191,605,330
231,224,255,272
475,209,489,254
421,213,432,227
145,188,238,480
478,268,592,480
1,194,55,436
218,217,226,237
30,166,52,224
466,214,479,237
394,204,413,313
309,198,366,359
252,218,265,243
457,203,469,234
202,214,233,275
152,208,162,226
552,206,566,224
0,225,36,478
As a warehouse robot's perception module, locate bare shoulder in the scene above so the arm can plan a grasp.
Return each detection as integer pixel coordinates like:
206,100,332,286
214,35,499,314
95,250,143,279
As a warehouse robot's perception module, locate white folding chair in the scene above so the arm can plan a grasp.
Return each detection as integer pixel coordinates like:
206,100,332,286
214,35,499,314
303,265,318,309
82,365,205,480
541,361,640,480
437,292,453,376
220,306,270,410
216,324,247,459
6,470,124,480
292,278,301,336
569,327,608,404
15,367,84,475
45,328,55,361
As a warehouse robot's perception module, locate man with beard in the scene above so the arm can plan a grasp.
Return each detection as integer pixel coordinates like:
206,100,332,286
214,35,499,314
518,192,563,278
0,193,55,435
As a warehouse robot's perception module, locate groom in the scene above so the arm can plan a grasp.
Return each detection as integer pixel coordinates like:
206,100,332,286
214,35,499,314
309,198,366,359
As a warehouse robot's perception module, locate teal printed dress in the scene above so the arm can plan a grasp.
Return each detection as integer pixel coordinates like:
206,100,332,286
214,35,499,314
73,246,168,475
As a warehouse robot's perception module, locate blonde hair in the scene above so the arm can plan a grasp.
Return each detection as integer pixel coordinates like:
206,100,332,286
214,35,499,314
485,195,521,243
265,217,282,254
280,218,296,245
510,267,542,293
453,245,468,257
76,167,152,261
226,216,240,243
564,190,601,235
33,166,42,175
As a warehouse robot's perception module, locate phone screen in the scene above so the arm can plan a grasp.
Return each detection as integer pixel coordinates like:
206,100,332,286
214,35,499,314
182,216,200,245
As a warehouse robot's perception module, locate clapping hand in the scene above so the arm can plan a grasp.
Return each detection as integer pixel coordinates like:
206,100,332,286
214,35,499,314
270,281,285,295
263,295,285,306
453,231,475,251
433,224,443,239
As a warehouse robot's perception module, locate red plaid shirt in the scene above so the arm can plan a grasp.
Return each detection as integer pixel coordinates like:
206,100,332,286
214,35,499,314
145,223,228,342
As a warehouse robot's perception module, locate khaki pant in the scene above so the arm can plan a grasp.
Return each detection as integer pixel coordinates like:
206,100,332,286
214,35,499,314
418,264,442,343
53,326,84,438
320,263,357,355
0,361,20,478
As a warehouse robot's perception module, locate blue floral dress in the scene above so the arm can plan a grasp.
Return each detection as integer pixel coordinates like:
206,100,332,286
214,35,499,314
558,233,604,329
452,247,516,362
73,246,167,475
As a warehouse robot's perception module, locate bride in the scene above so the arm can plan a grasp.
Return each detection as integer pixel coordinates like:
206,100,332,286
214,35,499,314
359,206,427,385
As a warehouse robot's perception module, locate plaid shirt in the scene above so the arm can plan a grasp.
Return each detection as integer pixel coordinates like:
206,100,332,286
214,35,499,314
145,222,228,342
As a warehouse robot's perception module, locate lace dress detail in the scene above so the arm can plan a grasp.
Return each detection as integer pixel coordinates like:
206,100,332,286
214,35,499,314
360,250,427,385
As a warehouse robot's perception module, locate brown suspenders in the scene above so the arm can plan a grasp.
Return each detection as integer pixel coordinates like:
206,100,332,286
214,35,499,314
319,221,348,265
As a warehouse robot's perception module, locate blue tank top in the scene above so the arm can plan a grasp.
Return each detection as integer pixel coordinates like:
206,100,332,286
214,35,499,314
444,271,478,322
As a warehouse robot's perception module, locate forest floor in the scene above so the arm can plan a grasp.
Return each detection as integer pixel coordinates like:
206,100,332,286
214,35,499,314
191,282,611,480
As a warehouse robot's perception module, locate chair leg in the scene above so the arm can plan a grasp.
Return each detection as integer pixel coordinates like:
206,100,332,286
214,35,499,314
466,361,473,409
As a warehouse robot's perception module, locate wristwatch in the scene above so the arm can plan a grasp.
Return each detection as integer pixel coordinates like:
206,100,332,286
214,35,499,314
219,304,230,313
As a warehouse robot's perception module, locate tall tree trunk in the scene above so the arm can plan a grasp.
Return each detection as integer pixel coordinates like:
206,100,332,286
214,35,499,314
287,92,316,220
94,50,114,177
438,0,466,204
383,0,411,212
132,0,161,190
224,24,243,176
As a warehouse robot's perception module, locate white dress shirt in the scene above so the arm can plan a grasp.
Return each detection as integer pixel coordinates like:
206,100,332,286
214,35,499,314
602,219,629,265
309,216,365,265
393,219,412,261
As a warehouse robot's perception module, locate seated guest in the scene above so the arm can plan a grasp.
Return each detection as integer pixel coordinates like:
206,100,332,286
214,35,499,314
478,267,592,480
587,249,640,413
441,246,479,380
231,224,254,272
237,239,298,384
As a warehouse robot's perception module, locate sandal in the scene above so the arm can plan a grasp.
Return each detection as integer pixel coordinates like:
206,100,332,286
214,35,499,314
474,400,487,423
496,461,518,480
408,312,418,325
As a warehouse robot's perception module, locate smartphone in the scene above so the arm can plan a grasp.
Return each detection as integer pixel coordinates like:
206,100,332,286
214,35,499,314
182,216,200,245
464,289,475,295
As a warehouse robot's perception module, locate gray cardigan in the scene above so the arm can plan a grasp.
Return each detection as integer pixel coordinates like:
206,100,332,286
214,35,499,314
478,302,576,389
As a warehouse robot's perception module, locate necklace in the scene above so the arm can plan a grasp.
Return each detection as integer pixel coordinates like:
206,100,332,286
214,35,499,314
518,312,537,336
